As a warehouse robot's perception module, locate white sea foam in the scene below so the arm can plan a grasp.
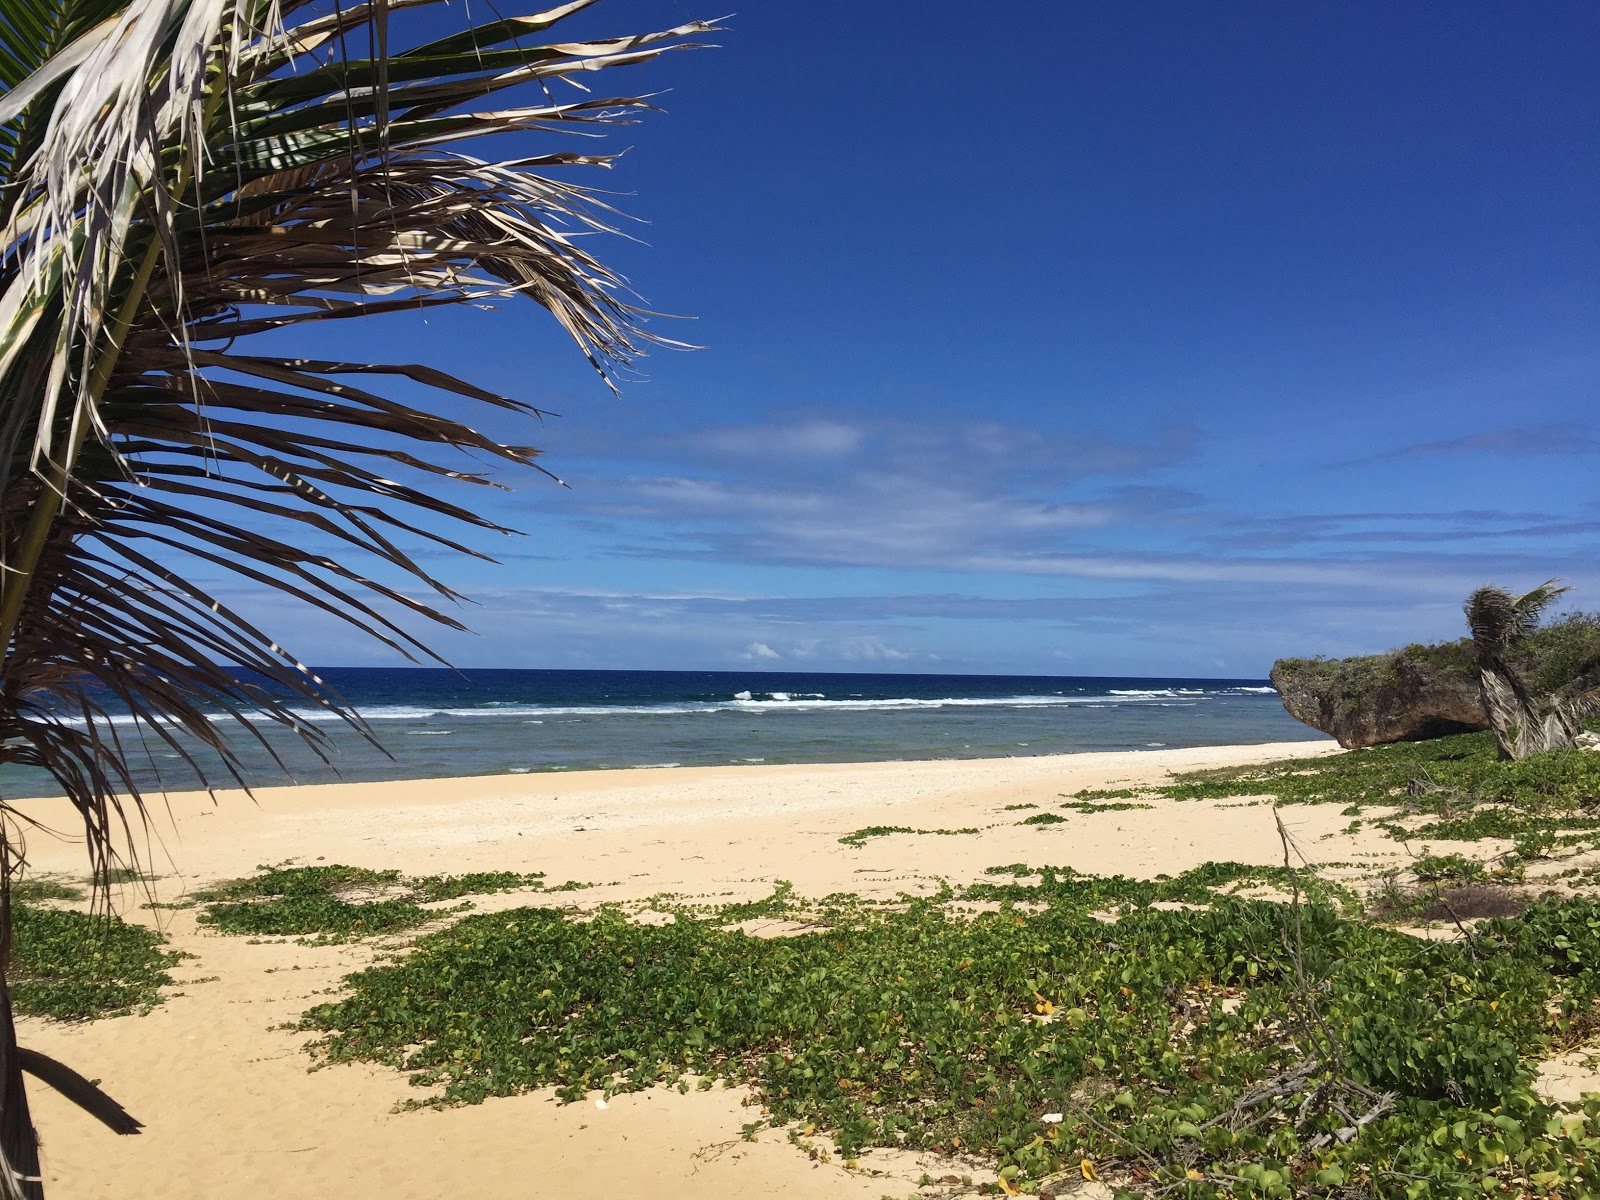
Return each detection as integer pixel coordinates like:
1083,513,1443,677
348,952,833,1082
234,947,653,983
724,694,1117,713
322,695,1121,720
41,684,1271,730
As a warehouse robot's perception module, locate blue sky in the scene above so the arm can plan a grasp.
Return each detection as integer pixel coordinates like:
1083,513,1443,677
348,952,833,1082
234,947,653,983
234,1,1600,677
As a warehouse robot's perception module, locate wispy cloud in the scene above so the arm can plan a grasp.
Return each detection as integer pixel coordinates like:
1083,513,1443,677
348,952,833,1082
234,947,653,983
515,406,1600,593
598,477,1205,568
193,398,1599,675
194,540,1600,676
1359,423,1600,463
561,408,1200,484
542,409,1205,574
1212,510,1600,551
701,419,865,459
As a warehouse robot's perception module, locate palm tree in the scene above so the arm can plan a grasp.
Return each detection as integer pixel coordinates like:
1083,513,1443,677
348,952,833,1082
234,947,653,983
0,0,713,1190
1465,580,1600,759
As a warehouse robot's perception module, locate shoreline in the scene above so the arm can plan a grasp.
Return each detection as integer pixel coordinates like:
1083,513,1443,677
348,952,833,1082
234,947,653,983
20,737,1374,1200
0,730,1330,802
17,739,1339,886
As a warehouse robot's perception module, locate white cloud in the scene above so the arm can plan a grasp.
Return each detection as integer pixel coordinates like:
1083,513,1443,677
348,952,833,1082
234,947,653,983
839,637,913,662
703,419,865,459
742,641,781,660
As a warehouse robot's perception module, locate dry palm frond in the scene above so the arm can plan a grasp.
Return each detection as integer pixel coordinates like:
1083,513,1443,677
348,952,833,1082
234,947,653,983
0,0,714,1183
0,0,715,882
1464,579,1585,760
1464,579,1569,654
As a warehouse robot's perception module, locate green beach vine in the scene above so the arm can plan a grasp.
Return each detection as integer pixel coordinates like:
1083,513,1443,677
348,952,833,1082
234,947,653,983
277,862,1600,1197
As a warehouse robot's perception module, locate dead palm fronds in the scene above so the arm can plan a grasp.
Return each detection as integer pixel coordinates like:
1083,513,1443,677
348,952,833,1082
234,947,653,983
1465,580,1600,759
0,0,714,1187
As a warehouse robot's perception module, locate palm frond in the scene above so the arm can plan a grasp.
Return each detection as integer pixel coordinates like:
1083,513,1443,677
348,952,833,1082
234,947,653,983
1466,579,1587,760
0,7,714,1177
1509,579,1571,636
1465,585,1518,653
0,0,716,894
1464,579,1569,653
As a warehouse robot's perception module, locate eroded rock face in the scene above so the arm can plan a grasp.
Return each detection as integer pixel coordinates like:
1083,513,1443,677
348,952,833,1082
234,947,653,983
1270,646,1487,749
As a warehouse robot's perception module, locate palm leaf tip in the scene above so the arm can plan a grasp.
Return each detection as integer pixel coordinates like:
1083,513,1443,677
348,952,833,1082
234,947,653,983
1512,579,1570,634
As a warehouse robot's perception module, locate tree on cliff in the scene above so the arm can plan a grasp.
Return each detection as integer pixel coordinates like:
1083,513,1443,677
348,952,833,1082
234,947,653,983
0,0,712,1190
1465,581,1600,759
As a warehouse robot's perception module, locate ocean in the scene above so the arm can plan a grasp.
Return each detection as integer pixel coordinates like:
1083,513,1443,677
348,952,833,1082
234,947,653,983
0,668,1323,797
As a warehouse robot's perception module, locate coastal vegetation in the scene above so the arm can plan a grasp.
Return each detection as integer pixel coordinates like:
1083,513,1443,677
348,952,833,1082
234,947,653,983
1059,796,1154,814
840,827,984,849
193,864,549,940
9,904,175,1021
256,863,1598,1199
0,0,711,1184
29,731,1600,1198
121,821,1585,1199
1083,728,1600,852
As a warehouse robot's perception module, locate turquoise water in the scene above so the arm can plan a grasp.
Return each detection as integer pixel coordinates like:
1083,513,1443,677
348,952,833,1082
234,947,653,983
0,668,1323,796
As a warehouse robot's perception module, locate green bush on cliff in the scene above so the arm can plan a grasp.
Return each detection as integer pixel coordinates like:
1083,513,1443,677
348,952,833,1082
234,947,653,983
1525,612,1600,697
1284,615,1600,691
1399,636,1477,675
1274,643,1476,726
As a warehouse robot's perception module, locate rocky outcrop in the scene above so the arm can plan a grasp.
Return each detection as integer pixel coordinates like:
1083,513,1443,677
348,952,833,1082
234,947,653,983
1270,643,1488,748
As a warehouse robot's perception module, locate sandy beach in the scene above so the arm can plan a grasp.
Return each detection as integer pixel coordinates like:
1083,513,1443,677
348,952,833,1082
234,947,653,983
11,738,1425,1200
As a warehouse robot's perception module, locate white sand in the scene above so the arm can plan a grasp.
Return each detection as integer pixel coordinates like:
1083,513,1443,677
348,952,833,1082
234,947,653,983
16,740,1412,1199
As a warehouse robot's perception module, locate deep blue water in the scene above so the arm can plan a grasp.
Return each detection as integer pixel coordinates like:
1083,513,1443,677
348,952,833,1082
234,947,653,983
0,668,1324,797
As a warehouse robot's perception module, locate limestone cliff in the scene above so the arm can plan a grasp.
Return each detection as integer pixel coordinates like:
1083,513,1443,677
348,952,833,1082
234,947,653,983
1270,643,1486,749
